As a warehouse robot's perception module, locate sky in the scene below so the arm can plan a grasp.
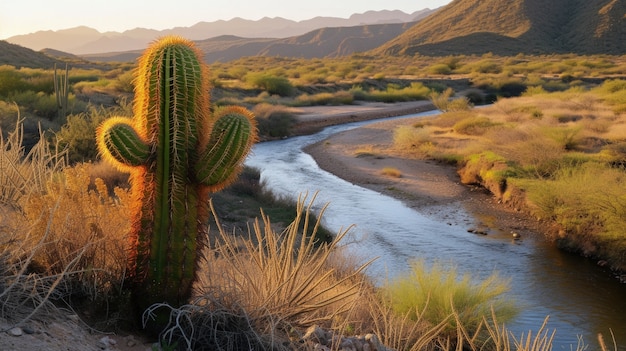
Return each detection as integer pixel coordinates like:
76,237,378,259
0,0,452,40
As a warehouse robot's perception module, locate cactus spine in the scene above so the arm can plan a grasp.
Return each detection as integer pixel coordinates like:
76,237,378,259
96,36,257,316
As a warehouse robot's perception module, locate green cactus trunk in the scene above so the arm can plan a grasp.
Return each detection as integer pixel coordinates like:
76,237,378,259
96,36,257,327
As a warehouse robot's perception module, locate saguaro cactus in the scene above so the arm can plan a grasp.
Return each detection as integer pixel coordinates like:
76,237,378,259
96,36,257,317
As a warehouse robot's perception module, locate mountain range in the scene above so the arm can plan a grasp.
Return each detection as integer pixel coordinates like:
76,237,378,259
6,9,434,55
2,0,625,70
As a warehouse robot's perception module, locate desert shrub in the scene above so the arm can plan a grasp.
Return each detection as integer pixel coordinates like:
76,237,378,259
7,91,57,120
55,112,107,163
467,59,502,74
0,100,20,132
55,103,132,163
246,73,294,97
112,70,135,93
7,90,87,121
523,85,548,96
294,91,354,106
252,103,296,138
0,126,129,324
0,123,66,210
393,125,433,153
520,162,626,264
428,110,475,129
0,66,26,96
428,63,452,75
21,164,130,297
381,260,517,341
453,116,499,135
485,127,564,178
540,125,583,151
464,89,485,105
354,83,430,103
429,88,454,111
381,167,402,177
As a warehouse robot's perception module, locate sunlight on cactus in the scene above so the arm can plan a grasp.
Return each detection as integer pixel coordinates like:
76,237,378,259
96,36,258,325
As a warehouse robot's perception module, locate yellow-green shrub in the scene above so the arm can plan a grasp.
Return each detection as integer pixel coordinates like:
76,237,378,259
381,260,517,338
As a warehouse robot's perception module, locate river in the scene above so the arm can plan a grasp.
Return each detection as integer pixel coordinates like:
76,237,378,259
244,111,626,350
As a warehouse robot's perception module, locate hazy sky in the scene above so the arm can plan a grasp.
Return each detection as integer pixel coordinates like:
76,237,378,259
0,0,452,39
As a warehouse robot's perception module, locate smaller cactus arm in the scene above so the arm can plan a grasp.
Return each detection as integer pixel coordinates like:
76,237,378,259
96,117,151,172
195,106,257,190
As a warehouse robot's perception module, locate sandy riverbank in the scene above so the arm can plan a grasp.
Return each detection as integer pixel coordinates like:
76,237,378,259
297,103,544,238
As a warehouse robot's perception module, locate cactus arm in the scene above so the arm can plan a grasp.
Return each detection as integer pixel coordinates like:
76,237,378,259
195,106,257,191
96,117,150,172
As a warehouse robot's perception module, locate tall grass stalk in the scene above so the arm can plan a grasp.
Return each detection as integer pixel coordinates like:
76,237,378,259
0,115,66,210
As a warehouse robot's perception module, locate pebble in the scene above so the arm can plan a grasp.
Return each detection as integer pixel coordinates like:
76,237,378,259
97,335,117,349
8,327,23,336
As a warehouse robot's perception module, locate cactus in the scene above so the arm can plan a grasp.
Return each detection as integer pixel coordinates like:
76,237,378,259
53,62,69,120
96,36,257,319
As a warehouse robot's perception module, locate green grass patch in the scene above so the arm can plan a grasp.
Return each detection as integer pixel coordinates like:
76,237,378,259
381,260,517,338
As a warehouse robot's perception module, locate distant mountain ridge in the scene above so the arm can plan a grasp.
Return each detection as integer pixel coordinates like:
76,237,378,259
374,0,626,55
6,9,435,55
83,22,419,63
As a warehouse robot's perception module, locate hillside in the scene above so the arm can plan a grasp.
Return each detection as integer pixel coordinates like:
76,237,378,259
83,22,419,63
0,41,58,68
375,0,626,55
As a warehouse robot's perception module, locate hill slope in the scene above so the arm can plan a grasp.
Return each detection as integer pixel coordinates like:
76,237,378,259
83,22,419,63
0,41,58,68
375,0,626,55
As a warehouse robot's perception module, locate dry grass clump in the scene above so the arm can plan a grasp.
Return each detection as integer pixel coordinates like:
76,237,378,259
393,125,432,151
157,194,373,349
381,167,402,178
0,121,130,327
353,144,380,158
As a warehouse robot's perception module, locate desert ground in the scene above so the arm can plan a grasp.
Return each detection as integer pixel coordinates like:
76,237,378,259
0,101,544,350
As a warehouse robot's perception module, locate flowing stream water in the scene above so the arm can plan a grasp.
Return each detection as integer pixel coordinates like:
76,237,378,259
244,111,626,350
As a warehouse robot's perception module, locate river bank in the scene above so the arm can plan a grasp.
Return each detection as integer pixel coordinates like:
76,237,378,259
296,102,547,241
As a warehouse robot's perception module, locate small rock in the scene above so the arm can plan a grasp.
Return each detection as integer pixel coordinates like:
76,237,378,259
8,327,23,336
97,335,117,349
21,325,35,334
125,335,137,347
303,325,331,345
67,314,80,322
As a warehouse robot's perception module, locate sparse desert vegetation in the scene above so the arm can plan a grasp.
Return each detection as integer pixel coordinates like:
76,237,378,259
394,79,626,272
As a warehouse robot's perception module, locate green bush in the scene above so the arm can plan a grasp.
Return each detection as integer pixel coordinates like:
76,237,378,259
382,260,517,337
246,73,295,97
55,103,132,163
293,91,354,106
428,63,452,75
354,82,431,103
0,66,26,96
253,103,296,138
453,116,499,135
